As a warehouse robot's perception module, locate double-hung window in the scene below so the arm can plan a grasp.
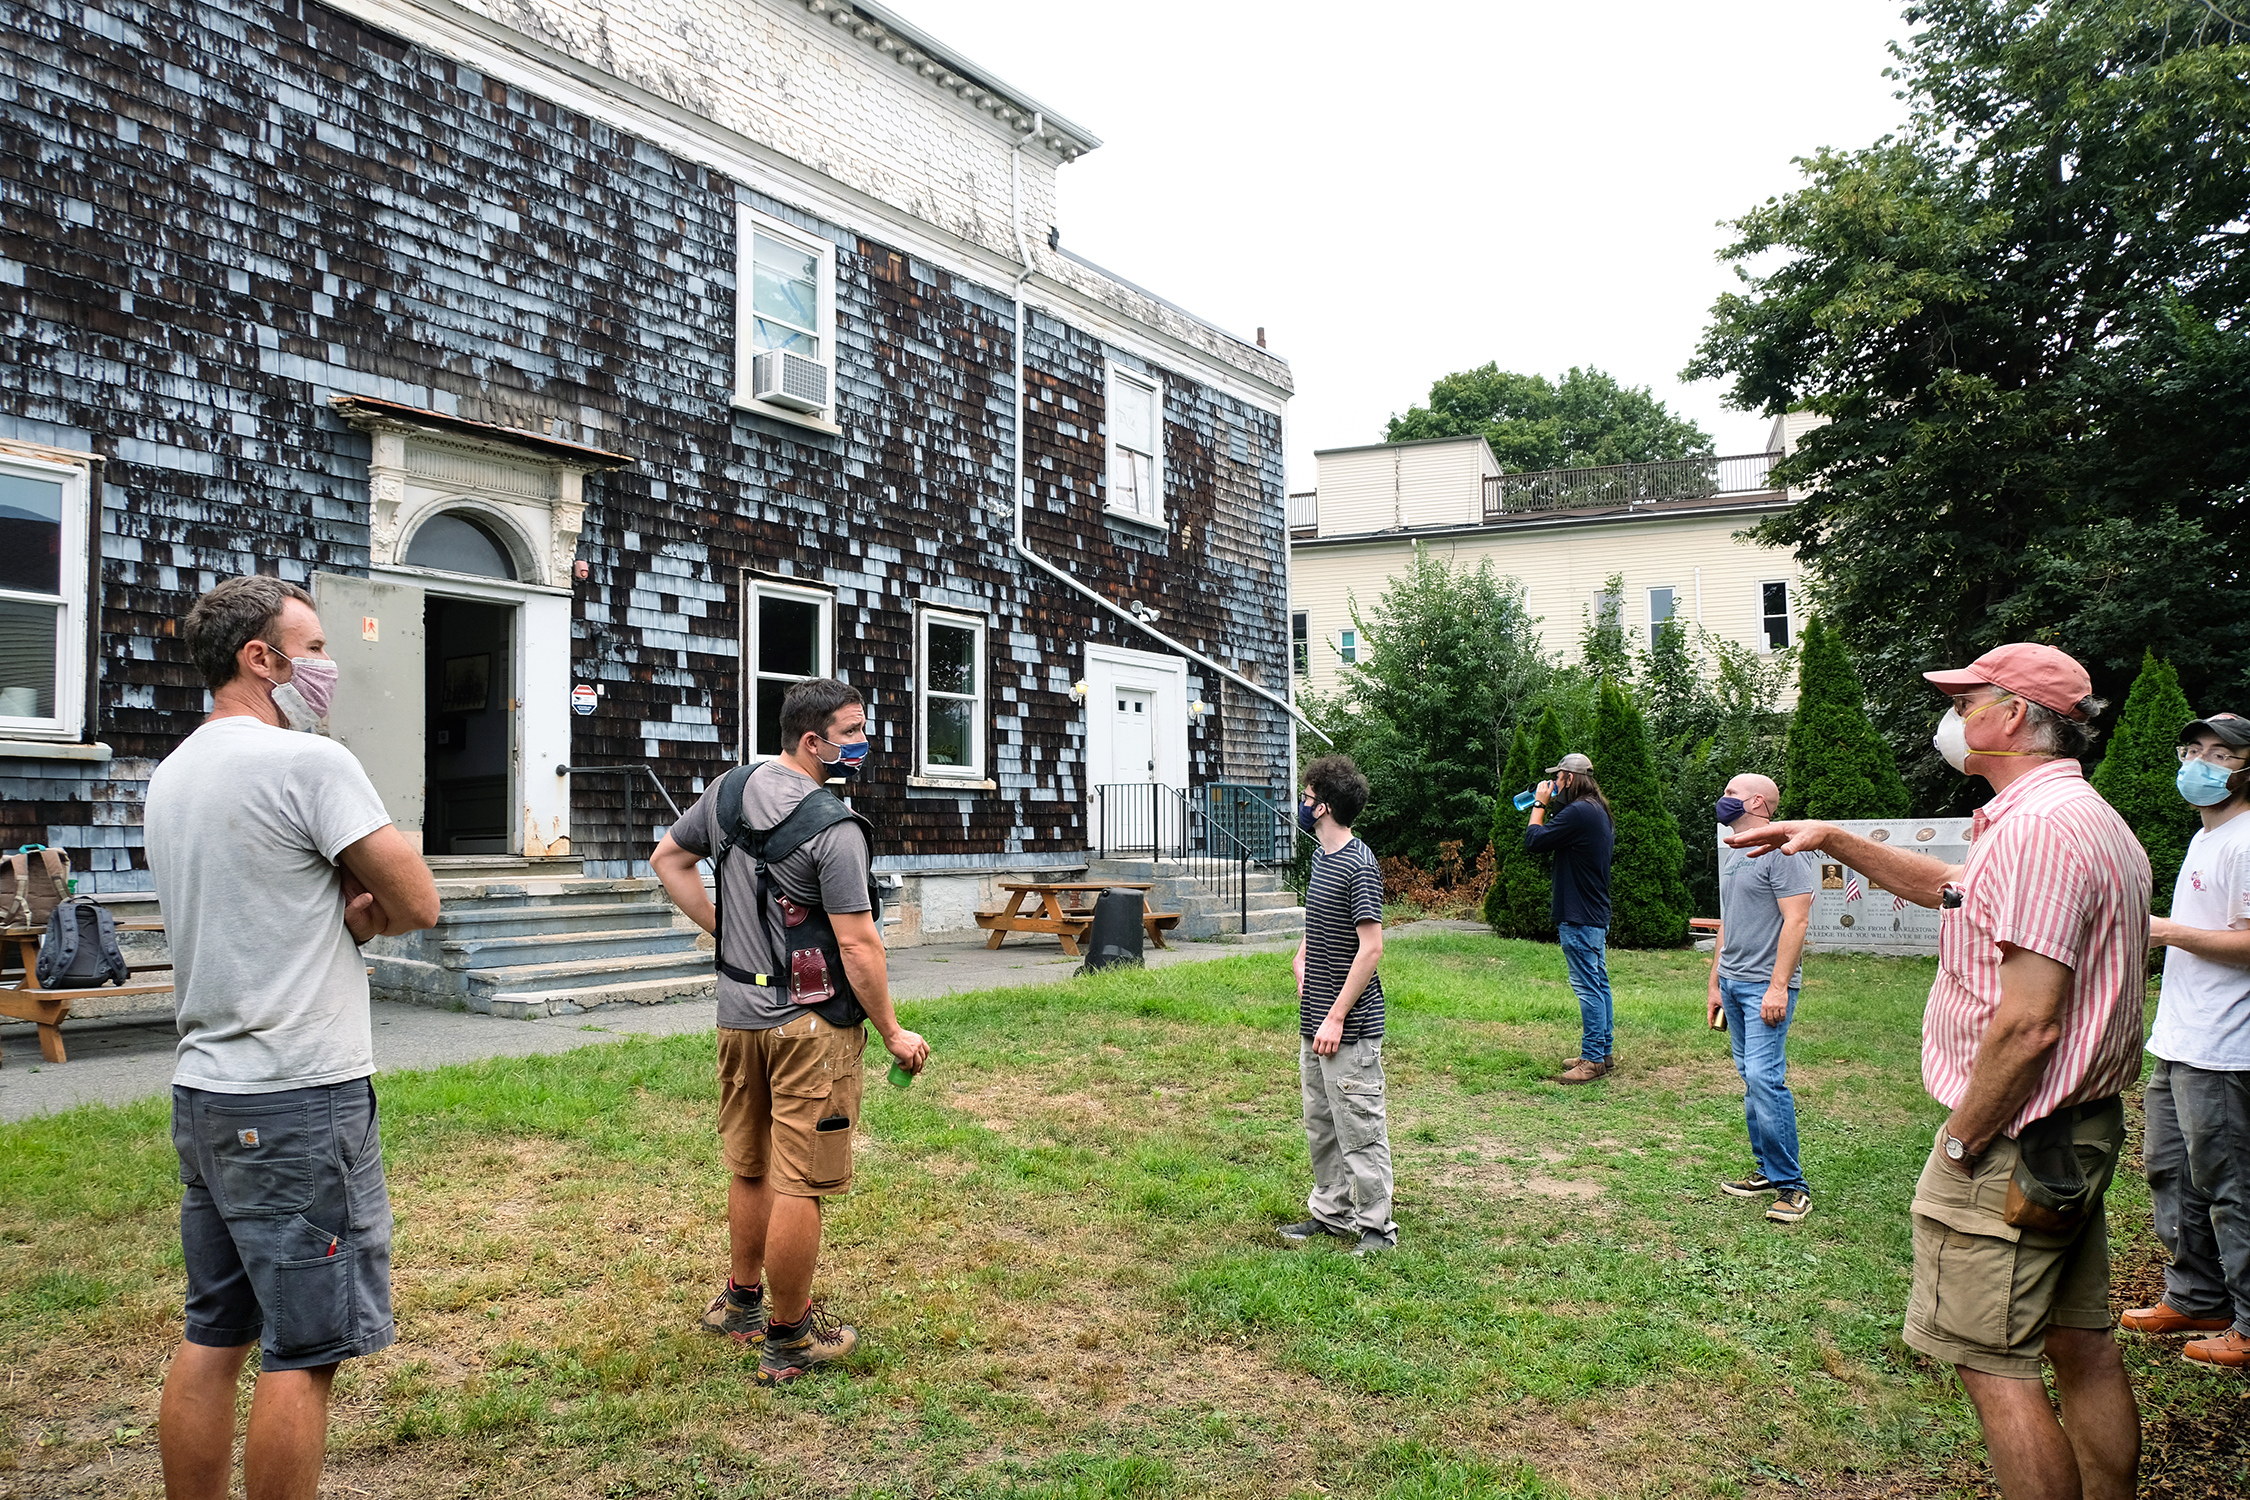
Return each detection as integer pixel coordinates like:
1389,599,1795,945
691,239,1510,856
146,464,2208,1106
0,451,91,740
744,576,833,758
917,609,985,781
1291,611,1310,676
1761,580,1792,651
1648,586,1677,648
734,206,836,425
1105,363,1163,523
1338,628,1358,666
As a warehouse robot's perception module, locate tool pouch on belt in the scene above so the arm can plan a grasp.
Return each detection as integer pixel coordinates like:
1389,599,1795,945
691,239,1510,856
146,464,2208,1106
2003,1095,2123,1234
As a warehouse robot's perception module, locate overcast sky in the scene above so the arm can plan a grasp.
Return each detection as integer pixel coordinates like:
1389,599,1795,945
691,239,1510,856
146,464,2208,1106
896,0,1919,490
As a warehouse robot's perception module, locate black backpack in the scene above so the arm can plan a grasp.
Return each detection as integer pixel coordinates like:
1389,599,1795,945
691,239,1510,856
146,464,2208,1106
709,766,882,1029
37,897,131,989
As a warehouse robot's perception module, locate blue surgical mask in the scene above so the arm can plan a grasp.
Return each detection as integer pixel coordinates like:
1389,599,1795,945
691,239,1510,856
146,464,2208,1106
820,734,871,781
2177,757,2237,807
1297,800,1321,835
1714,795,1747,826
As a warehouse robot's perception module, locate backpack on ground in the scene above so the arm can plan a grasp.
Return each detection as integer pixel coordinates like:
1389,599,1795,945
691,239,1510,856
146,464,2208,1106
37,897,131,989
1,845,72,930
708,766,883,1030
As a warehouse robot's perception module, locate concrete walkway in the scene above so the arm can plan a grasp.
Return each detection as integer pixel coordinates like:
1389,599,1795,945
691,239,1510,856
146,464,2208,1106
0,928,1311,1123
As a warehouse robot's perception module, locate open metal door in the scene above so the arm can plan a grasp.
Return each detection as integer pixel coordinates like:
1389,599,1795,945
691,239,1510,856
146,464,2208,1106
314,572,426,847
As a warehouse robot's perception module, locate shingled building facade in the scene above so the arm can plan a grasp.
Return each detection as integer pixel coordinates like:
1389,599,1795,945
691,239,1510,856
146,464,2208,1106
0,0,1295,937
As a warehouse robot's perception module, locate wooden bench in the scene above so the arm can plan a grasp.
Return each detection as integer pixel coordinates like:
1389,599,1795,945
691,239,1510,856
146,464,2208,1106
974,882,1181,956
2,921,174,1066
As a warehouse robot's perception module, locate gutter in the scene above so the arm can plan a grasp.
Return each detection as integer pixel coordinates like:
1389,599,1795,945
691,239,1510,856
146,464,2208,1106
1005,114,1327,746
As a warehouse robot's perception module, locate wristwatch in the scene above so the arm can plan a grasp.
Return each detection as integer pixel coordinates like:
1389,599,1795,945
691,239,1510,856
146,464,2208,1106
1943,1131,1972,1164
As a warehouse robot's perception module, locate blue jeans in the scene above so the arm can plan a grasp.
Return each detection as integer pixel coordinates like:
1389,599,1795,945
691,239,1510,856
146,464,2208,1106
1558,923,1612,1064
1718,976,1806,1194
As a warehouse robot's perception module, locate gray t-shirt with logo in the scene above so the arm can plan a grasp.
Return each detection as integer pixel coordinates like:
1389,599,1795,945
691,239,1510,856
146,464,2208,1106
669,759,874,1031
1717,839,1819,986
146,717,394,1093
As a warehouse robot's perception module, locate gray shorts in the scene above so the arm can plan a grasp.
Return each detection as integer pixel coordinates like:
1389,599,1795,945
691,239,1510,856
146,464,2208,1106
172,1079,397,1371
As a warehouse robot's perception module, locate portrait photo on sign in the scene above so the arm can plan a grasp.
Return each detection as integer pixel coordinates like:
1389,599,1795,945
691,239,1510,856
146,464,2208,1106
1821,862,1846,890
442,653,491,713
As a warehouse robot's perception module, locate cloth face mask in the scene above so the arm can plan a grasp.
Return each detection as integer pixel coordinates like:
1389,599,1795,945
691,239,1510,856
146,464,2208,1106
1714,795,1748,826
271,656,339,732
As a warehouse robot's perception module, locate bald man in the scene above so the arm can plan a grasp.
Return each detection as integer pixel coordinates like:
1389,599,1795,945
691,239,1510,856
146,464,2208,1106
1709,773,1818,1223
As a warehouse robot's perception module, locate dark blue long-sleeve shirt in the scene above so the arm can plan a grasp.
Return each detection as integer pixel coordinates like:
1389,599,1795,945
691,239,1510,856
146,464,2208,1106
1524,798,1615,929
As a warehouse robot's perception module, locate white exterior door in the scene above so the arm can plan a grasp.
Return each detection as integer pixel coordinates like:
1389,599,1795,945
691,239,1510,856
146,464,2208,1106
1082,642,1189,854
1110,689,1154,781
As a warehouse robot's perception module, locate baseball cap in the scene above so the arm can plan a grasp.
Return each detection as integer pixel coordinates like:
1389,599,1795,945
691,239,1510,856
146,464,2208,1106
1545,753,1593,774
1922,644,2098,722
2179,712,2250,750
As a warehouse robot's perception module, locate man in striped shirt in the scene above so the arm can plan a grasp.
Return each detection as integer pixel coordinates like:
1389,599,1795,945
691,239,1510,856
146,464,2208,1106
1277,754,1395,1256
1729,643,2148,1500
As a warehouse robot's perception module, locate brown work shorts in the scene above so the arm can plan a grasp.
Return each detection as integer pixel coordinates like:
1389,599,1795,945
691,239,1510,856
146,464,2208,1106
716,1014,867,1197
1902,1108,2121,1379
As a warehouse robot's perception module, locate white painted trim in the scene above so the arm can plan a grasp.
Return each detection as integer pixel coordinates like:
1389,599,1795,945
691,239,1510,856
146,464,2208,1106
1102,361,1165,527
742,574,837,760
318,0,1289,413
735,204,838,422
915,606,986,781
1757,576,1796,654
0,739,110,761
0,450,90,742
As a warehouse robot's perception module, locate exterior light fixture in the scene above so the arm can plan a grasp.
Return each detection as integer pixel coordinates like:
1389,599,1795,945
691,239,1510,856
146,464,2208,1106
1188,698,1211,719
1069,679,1090,701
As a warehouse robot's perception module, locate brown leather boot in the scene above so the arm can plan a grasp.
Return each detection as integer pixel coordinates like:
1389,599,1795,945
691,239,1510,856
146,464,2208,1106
1557,1058,1612,1085
2183,1329,2250,1367
2120,1302,2233,1335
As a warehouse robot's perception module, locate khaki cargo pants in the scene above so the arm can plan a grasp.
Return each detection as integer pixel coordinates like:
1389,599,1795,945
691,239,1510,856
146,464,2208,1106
1300,1037,1397,1242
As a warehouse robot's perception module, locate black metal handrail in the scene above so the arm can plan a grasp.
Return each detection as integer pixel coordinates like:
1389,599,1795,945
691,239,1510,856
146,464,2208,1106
1483,450,1782,518
1232,786,1319,904
1094,782,1263,936
556,763,685,873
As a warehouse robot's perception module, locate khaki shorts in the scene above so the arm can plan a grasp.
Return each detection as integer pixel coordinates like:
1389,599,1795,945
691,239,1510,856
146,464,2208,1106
717,1014,866,1197
1903,1113,2119,1379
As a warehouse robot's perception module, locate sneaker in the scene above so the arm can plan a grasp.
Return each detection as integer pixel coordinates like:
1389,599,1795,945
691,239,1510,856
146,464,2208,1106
755,1303,858,1386
2120,1302,2234,1335
1557,1058,1612,1085
2182,1329,2250,1368
699,1283,767,1344
1350,1230,1395,1257
1766,1189,1812,1224
1720,1174,1778,1198
1277,1218,1348,1242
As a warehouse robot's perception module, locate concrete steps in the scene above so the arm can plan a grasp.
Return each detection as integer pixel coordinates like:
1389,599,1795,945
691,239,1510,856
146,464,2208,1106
1085,858,1306,942
366,871,713,1018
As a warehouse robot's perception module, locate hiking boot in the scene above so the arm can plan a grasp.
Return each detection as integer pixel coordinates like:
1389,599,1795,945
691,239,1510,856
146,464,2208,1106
1720,1173,1778,1198
699,1283,767,1344
1557,1058,1612,1085
1766,1190,1812,1224
2120,1302,2233,1335
755,1303,858,1386
1351,1230,1395,1257
2182,1329,2250,1368
1277,1218,1348,1242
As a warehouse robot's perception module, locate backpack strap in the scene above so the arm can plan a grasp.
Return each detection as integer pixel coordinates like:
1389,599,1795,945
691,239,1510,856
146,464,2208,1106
706,775,873,993
36,900,81,988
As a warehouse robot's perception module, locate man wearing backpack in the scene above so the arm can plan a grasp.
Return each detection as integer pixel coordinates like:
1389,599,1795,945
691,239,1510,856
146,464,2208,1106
651,677,929,1385
147,575,440,1500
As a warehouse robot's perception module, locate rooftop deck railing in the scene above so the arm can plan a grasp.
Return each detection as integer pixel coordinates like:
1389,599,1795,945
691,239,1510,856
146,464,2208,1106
1286,491,1318,532
1482,450,1782,519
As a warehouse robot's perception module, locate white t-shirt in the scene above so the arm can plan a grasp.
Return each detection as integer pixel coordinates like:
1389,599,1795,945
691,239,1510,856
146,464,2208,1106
2150,810,2250,1071
146,717,394,1092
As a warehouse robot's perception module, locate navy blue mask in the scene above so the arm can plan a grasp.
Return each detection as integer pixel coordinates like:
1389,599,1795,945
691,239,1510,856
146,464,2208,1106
1714,795,1747,826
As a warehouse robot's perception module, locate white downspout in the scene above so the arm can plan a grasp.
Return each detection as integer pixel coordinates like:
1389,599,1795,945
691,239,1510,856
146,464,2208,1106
1006,114,1327,745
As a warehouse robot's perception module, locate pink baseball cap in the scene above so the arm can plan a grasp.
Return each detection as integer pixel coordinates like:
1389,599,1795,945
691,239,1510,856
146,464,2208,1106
1923,643,2097,722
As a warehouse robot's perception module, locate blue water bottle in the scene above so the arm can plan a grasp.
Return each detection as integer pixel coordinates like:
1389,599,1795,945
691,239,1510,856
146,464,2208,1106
1511,788,1539,813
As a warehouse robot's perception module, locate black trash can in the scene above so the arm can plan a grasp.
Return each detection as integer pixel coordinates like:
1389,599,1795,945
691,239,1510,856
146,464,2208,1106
1079,886,1147,974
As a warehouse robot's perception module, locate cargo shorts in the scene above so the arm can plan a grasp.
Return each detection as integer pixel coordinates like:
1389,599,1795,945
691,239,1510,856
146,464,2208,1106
717,1013,866,1197
1902,1106,2122,1379
171,1078,397,1371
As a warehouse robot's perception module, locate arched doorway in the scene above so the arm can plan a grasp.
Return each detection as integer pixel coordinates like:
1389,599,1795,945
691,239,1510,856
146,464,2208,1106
407,509,523,855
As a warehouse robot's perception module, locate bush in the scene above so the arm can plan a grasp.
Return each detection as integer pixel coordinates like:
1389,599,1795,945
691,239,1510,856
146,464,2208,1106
1591,678,1692,947
1782,617,1911,820
2090,651,2198,914
1485,724,1552,937
1382,842,1496,921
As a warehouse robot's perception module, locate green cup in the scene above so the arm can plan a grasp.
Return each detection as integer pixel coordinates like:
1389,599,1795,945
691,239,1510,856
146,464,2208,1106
888,1061,915,1090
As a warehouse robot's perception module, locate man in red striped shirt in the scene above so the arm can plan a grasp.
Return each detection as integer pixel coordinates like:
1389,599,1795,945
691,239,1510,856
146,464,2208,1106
1730,643,2148,1500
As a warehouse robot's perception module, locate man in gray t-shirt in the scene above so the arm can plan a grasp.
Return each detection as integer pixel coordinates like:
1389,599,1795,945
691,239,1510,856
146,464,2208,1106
146,576,438,1500
1707,772,1818,1220
651,677,927,1386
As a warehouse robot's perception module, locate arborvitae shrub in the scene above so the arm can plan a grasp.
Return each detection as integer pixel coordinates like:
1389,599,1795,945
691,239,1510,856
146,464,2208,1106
1782,617,1912,820
2090,651,2198,914
1485,725,1553,937
1592,678,1692,947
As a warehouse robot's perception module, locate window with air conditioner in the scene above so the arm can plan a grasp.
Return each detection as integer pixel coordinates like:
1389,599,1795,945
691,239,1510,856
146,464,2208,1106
1761,580,1793,651
0,450,91,741
1104,363,1164,523
734,207,835,424
1291,611,1309,676
743,576,834,758
917,609,985,781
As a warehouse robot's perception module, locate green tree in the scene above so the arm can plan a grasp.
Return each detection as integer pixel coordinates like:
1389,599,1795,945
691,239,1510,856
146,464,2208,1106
1305,550,1551,867
1684,1,2250,806
1640,622,1795,916
1484,725,1552,937
1578,573,1632,682
1385,365,1713,473
2091,651,2198,913
1591,678,1692,948
1783,617,1913,820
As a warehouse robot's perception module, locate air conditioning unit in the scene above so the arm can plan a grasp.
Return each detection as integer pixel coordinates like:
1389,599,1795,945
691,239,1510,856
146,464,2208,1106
750,349,829,413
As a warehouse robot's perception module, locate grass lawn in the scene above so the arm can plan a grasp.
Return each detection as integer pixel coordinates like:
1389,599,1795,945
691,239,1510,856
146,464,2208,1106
2,931,2244,1498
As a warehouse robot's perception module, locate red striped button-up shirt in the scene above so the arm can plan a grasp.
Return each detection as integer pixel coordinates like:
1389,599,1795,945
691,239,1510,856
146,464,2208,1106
1924,758,2151,1138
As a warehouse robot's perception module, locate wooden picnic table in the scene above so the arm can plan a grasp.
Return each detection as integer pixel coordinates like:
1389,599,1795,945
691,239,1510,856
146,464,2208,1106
974,882,1183,957
1,920,174,1065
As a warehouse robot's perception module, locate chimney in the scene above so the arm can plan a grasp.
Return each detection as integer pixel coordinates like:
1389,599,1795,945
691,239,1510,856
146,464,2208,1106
1255,327,1266,349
